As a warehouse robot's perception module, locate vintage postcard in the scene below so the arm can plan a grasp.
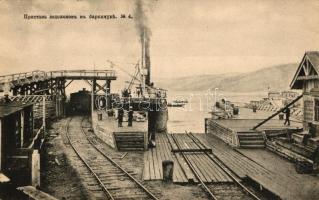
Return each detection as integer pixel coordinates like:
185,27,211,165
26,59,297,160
0,0,318,199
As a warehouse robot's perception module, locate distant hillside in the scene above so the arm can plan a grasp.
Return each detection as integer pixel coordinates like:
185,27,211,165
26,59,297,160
156,63,298,92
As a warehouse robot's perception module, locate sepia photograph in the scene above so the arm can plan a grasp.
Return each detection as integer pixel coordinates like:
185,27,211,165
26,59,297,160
0,0,319,199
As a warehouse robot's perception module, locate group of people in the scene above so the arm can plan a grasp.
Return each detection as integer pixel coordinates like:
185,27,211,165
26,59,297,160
117,106,134,127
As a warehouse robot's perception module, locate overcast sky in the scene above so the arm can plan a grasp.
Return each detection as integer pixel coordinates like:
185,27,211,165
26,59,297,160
0,0,318,80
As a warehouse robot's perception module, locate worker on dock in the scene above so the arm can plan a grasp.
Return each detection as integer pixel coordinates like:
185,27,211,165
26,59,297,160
118,108,124,127
283,107,291,126
128,106,133,127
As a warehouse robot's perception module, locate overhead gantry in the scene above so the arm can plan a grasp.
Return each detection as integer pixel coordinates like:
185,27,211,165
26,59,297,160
0,70,117,96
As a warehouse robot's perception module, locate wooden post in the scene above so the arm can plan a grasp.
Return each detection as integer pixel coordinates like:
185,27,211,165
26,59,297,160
106,80,110,111
162,160,174,182
31,150,40,187
0,120,2,170
91,80,94,128
42,96,46,136
144,131,148,150
20,111,24,148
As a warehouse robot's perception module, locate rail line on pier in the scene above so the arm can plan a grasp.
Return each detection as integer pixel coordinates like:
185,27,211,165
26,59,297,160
65,116,158,200
170,133,262,200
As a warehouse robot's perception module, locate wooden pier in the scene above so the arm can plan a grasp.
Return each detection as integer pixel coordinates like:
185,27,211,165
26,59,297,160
198,133,319,200
143,133,232,183
92,110,148,150
205,118,301,147
0,70,116,96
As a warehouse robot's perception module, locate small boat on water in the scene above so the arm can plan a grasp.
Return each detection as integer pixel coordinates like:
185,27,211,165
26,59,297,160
173,99,188,104
167,99,188,107
167,102,185,107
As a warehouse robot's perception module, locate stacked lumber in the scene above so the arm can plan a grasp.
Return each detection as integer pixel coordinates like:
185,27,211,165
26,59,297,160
114,132,146,151
33,100,56,120
266,140,313,165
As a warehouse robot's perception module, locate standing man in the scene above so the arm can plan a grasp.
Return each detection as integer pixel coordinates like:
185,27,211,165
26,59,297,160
128,106,133,127
118,108,124,127
283,107,291,126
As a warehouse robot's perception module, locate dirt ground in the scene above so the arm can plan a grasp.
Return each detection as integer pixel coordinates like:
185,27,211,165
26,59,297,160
41,119,91,200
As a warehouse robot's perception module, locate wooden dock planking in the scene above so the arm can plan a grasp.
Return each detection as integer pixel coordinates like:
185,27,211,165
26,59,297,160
175,153,198,183
143,151,150,180
185,154,206,182
144,133,241,184
154,137,162,180
190,153,212,182
195,153,219,182
164,136,187,183
206,156,232,182
158,139,165,179
174,134,233,183
168,133,319,200
165,140,188,183
143,134,188,183
149,147,155,180
166,135,188,183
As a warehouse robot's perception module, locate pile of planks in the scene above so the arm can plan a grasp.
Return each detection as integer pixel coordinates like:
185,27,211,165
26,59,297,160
33,100,56,120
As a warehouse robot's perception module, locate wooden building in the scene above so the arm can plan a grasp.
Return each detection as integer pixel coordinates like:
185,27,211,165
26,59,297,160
290,51,319,134
0,100,33,171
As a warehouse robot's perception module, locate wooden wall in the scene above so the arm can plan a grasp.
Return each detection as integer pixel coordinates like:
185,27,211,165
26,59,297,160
205,118,237,146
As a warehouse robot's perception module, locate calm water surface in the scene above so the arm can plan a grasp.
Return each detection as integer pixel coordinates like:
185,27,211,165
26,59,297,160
166,91,267,133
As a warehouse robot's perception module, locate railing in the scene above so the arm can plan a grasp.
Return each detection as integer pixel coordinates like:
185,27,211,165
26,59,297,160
0,70,116,84
0,70,47,84
49,70,116,78
0,70,116,91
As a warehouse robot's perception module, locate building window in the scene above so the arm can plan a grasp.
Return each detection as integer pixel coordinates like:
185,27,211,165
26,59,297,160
315,99,319,121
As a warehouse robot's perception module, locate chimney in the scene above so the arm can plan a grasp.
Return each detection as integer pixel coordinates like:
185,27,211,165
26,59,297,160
143,28,151,86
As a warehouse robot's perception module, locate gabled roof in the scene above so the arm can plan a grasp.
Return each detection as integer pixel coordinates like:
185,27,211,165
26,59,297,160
307,51,319,69
290,51,319,89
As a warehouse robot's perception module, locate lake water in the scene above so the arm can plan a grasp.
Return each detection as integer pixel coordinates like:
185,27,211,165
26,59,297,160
166,91,267,133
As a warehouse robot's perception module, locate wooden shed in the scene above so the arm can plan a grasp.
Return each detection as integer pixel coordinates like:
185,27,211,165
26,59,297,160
0,100,33,171
290,51,319,134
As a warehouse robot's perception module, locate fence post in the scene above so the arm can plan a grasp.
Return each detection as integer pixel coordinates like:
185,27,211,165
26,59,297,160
42,96,46,137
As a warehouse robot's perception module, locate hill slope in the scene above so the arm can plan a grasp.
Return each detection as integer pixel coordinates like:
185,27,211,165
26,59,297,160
156,63,298,92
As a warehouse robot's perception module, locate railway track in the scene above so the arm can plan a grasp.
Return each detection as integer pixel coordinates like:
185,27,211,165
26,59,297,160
65,116,158,200
171,133,262,200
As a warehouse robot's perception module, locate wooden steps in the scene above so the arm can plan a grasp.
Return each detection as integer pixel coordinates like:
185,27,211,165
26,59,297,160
237,132,265,148
114,132,146,151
